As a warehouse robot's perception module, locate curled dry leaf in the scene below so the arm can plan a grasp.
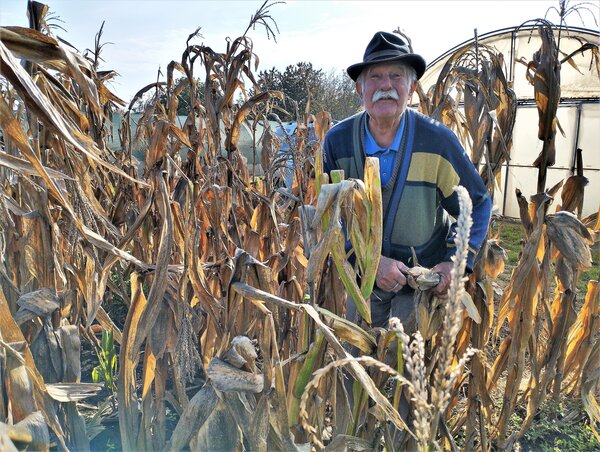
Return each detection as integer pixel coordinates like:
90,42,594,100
317,307,376,354
15,288,59,317
461,292,481,324
545,211,593,269
45,383,104,402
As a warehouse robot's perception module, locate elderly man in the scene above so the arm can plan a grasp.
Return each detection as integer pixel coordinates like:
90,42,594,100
323,31,492,332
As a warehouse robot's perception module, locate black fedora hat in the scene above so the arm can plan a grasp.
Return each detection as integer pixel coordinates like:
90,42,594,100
347,31,426,82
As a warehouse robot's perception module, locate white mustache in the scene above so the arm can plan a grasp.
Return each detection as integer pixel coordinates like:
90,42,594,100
372,89,400,102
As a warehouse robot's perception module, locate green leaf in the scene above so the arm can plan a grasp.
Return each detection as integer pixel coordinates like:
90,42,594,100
92,367,100,383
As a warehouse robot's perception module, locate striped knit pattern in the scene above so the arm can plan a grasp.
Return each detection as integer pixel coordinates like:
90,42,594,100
323,109,492,271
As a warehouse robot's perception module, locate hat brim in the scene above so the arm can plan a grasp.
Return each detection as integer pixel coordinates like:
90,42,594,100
347,54,426,82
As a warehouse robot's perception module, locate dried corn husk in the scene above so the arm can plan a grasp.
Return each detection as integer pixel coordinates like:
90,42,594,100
222,336,258,372
416,290,445,340
13,411,49,452
0,421,31,451
406,266,441,290
485,239,507,279
168,385,218,452
207,358,263,393
190,399,243,452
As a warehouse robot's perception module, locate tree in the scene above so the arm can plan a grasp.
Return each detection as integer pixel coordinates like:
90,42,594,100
258,63,362,122
155,77,206,116
320,69,362,120
174,77,206,116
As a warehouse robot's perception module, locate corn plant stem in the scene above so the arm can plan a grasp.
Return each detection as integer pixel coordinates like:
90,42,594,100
479,397,488,452
231,279,412,437
348,384,369,436
288,331,326,426
298,197,317,366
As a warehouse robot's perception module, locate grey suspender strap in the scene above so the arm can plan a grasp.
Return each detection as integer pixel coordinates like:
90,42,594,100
351,112,365,180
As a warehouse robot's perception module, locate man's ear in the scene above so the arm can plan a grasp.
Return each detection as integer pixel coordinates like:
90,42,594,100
355,81,363,98
409,80,418,96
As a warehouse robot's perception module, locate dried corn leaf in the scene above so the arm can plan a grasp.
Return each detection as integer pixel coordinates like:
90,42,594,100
0,26,75,74
564,281,599,387
6,356,36,423
317,307,376,354
94,306,123,344
528,25,561,169
141,350,157,400
561,175,588,216
57,325,81,383
0,151,72,180
580,340,600,441
0,92,150,273
0,421,30,450
0,41,147,187
306,221,342,283
311,183,342,229
361,157,382,299
515,189,533,236
118,272,147,451
298,304,412,434
263,316,299,451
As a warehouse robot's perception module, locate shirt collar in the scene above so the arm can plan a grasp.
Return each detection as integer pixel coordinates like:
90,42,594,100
364,114,405,156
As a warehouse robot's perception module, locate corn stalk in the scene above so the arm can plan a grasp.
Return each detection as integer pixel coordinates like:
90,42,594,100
1,1,599,451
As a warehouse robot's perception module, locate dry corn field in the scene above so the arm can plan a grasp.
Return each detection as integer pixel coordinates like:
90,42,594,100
0,1,599,451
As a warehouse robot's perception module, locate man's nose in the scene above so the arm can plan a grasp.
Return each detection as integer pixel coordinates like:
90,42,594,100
379,75,393,89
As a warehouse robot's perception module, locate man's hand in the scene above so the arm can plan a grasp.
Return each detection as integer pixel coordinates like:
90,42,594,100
431,261,454,297
376,256,409,293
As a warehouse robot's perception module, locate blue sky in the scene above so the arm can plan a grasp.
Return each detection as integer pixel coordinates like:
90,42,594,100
1,0,595,103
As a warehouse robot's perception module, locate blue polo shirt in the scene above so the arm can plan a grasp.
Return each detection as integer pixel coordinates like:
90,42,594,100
365,114,405,186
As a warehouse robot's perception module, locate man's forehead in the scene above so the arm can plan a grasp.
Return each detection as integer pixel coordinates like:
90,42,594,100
363,62,410,75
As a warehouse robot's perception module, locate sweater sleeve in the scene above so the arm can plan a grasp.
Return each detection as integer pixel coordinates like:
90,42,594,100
323,133,335,176
440,135,492,272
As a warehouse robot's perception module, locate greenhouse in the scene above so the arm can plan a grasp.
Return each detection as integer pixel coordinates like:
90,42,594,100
416,24,600,219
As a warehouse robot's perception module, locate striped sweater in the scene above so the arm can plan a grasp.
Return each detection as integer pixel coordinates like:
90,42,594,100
323,109,492,272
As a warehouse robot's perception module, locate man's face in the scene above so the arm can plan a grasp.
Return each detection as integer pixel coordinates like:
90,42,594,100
356,62,416,124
